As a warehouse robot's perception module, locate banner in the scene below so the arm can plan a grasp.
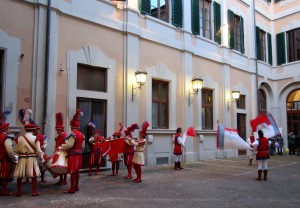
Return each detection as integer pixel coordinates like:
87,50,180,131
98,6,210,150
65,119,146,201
250,112,279,139
217,123,251,150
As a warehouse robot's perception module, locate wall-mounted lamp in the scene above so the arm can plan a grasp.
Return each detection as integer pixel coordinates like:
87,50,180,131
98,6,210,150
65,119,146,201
188,76,203,107
132,69,147,101
227,89,240,111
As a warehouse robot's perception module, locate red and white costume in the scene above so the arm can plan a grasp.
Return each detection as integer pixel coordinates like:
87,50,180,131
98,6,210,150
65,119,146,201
0,115,18,196
88,130,104,175
109,123,123,176
61,109,85,193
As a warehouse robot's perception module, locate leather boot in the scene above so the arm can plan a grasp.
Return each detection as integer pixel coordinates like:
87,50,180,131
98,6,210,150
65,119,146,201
174,162,179,170
31,177,41,196
178,162,183,169
134,165,142,183
263,170,268,181
16,178,23,197
88,164,92,176
41,171,46,182
256,170,262,181
133,164,138,182
64,173,76,193
111,163,116,176
124,164,132,179
115,161,119,175
75,172,80,191
0,178,13,196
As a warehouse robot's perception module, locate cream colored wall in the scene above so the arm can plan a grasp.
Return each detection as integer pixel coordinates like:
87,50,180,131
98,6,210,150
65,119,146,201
274,0,300,14
0,0,35,125
255,0,271,15
57,15,124,123
256,12,272,32
274,13,300,33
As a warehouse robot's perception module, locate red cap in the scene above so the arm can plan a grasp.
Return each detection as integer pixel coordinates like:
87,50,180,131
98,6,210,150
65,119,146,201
113,122,123,137
139,121,149,137
70,109,82,128
56,112,64,130
0,123,9,132
25,120,37,131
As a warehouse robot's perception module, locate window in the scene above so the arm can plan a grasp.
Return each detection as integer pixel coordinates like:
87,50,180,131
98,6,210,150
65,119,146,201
286,28,300,63
151,0,169,23
276,32,286,65
259,30,266,62
258,89,267,115
201,89,213,129
236,94,245,109
0,50,3,111
77,98,107,153
256,27,268,63
140,0,183,28
77,64,107,92
228,10,244,53
199,0,211,39
152,79,169,129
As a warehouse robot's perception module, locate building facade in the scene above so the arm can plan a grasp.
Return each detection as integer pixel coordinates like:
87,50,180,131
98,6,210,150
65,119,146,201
0,0,299,167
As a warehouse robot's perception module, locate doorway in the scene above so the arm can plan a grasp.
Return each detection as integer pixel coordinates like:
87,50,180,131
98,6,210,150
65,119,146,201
237,113,246,155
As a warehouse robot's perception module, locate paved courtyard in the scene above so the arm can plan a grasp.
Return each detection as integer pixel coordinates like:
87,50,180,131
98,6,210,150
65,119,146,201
1,155,300,208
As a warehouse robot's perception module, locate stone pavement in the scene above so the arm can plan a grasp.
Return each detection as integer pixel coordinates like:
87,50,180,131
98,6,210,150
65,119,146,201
1,155,300,208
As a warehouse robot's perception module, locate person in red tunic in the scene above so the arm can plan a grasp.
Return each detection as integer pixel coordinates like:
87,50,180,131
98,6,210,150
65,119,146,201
251,130,271,181
0,111,18,196
109,123,123,176
123,123,139,179
61,109,85,193
53,112,68,186
173,127,184,170
88,128,104,176
34,125,48,183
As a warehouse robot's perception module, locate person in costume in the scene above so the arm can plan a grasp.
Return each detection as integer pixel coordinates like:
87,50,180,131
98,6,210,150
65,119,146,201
123,123,139,179
246,131,256,166
130,121,149,183
0,111,18,196
14,109,45,196
109,123,123,176
53,112,68,186
61,109,85,193
251,130,271,181
88,125,104,176
173,127,184,170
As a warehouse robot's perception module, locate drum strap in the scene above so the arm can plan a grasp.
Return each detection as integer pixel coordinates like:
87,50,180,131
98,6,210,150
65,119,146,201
23,135,36,153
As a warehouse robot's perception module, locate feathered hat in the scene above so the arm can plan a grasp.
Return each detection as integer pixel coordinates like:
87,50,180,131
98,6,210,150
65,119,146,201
124,123,139,136
0,111,10,132
139,121,149,137
56,112,64,130
25,119,37,131
70,109,83,129
113,122,123,137
89,120,100,134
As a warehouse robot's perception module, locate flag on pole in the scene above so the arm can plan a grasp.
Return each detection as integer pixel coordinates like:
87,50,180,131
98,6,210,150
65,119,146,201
250,112,279,139
182,126,196,145
217,123,251,150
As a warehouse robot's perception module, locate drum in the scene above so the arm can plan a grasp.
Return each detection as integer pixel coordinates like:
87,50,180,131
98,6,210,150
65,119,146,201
45,150,68,175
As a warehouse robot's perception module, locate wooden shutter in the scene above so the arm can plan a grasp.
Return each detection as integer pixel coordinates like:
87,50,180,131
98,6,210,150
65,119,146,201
191,0,200,35
213,2,221,44
267,33,273,65
140,0,151,15
276,32,286,65
172,0,183,28
240,16,245,53
228,10,234,49
256,26,261,60
275,0,281,2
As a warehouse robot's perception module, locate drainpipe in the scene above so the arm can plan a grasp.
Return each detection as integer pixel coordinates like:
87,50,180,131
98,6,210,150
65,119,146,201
43,0,51,130
252,0,259,117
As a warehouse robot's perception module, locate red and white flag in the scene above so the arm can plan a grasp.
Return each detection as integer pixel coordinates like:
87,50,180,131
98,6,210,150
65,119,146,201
250,112,279,139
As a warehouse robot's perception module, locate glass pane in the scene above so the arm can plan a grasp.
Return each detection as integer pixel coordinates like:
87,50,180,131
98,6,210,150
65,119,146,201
160,83,167,98
206,108,213,129
160,103,167,128
78,100,91,153
152,102,158,128
92,101,106,137
201,107,206,129
152,81,158,98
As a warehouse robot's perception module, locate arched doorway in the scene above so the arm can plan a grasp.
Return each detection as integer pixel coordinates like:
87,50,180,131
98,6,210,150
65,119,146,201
287,90,300,134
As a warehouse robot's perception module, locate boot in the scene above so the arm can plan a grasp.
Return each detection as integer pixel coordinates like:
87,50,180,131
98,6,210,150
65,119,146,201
256,170,262,181
134,165,142,183
95,165,99,175
111,163,116,176
248,159,253,166
174,162,179,170
16,178,23,197
88,164,93,176
133,164,138,182
75,172,80,191
41,171,46,182
64,173,76,193
62,174,67,186
0,178,13,196
263,170,268,181
31,177,41,196
115,161,119,176
178,162,183,169
124,164,132,179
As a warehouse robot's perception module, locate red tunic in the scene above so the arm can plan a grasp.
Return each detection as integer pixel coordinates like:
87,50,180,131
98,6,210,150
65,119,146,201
55,132,68,150
66,129,85,173
89,135,104,165
123,136,134,166
36,133,47,151
173,133,182,155
0,132,13,179
256,137,270,160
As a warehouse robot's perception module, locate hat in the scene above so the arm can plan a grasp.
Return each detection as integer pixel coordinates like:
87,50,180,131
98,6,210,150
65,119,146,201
70,109,83,128
124,123,139,136
139,121,149,137
88,120,101,134
0,111,10,132
56,112,64,130
94,129,101,134
18,109,32,125
113,122,123,137
25,119,37,131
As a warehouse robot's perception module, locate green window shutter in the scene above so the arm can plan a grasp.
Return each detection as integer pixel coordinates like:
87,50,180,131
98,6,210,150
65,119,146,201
276,32,286,65
256,26,261,60
240,16,245,53
172,0,183,28
140,0,151,15
213,2,221,44
275,0,281,2
228,10,234,49
191,0,200,35
267,0,271,2
267,33,273,65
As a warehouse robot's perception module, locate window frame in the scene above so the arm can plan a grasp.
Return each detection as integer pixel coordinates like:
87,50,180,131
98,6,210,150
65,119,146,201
150,0,170,23
236,94,246,109
201,88,213,130
152,79,169,129
199,0,212,40
286,28,300,63
259,30,267,62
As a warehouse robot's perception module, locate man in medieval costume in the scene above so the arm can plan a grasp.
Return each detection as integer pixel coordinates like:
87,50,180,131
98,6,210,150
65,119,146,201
88,125,104,176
